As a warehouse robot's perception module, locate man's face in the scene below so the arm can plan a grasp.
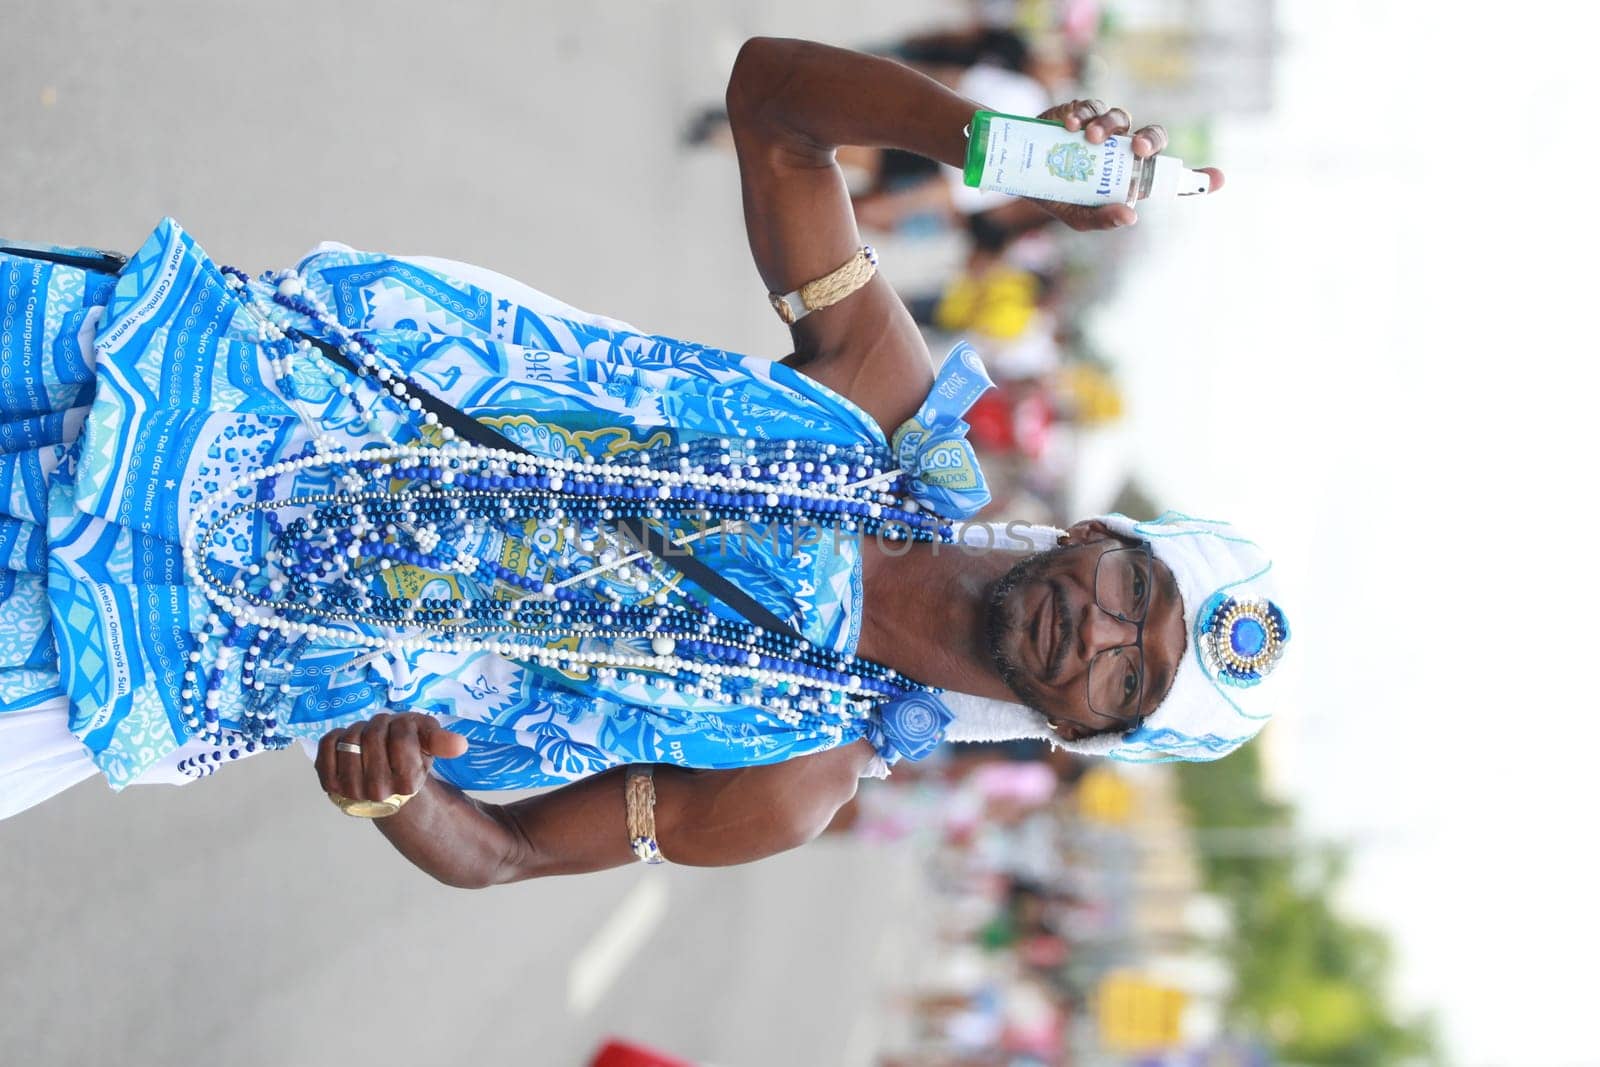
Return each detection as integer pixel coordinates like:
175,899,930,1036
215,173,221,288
983,522,1186,740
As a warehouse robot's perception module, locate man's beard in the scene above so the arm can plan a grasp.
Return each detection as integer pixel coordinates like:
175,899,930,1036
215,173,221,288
983,546,1070,717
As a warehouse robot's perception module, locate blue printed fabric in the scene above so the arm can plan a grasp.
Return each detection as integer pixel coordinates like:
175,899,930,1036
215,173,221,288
0,219,981,793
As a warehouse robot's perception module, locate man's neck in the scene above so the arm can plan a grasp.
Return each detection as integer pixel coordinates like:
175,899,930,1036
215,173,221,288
856,539,1027,703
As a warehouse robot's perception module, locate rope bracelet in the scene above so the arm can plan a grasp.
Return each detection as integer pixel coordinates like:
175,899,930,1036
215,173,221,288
768,245,878,325
625,764,666,865
797,246,878,311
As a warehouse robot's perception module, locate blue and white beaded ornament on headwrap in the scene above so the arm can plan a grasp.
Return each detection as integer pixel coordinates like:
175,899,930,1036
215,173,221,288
1197,595,1289,688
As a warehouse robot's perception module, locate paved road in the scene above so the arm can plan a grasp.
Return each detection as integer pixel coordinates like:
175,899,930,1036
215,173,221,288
0,2,953,1063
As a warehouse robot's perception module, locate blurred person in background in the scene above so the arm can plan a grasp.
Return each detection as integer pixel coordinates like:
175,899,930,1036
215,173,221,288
845,25,1064,237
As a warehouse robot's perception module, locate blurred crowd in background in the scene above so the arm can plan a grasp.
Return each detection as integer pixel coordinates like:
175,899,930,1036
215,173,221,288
680,1,1437,1065
835,744,1256,1067
849,11,1140,529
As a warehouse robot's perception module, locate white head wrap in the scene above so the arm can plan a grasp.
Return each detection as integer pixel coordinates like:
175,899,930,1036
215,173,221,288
943,512,1290,763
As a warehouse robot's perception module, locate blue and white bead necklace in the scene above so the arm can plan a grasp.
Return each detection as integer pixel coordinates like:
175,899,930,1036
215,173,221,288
175,269,952,776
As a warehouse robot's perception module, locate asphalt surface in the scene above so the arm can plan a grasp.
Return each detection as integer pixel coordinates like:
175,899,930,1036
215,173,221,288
0,2,951,1063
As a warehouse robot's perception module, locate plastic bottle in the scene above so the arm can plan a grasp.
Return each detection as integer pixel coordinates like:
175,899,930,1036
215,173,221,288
962,110,1211,207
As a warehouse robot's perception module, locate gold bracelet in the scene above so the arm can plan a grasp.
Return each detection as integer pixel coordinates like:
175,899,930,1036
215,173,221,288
625,765,665,864
768,245,878,325
328,790,416,819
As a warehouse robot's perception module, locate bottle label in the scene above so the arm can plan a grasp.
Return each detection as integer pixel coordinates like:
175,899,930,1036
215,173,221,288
976,115,1134,206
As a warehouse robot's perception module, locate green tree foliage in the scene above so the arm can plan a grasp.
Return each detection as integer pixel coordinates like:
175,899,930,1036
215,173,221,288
1174,748,1440,1065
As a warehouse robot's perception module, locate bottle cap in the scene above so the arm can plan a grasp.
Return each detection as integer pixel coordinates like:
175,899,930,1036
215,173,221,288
1147,155,1212,201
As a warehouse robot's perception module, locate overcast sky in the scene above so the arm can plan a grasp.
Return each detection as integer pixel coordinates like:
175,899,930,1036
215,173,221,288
1093,2,1600,1063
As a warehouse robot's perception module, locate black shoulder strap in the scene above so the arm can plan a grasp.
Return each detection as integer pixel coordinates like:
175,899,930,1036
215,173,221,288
301,335,804,640
0,242,127,275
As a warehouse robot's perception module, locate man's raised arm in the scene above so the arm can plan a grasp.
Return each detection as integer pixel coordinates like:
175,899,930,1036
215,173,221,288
723,39,1208,434
724,38,979,434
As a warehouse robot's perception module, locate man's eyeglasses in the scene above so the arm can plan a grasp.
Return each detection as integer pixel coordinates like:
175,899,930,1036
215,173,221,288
1084,543,1154,729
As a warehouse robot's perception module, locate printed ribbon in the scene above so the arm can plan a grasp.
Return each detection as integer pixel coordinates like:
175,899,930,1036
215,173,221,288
890,342,994,520
876,691,955,761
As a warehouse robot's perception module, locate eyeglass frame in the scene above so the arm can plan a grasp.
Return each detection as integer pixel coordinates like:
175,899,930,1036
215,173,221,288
1083,540,1157,732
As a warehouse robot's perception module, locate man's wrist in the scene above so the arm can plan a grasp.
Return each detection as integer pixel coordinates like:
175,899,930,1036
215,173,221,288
371,775,433,823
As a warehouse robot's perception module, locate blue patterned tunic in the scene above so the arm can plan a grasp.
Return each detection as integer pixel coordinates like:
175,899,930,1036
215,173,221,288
0,220,983,795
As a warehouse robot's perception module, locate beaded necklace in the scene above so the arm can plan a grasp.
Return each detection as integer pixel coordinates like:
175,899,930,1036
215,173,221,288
172,267,953,777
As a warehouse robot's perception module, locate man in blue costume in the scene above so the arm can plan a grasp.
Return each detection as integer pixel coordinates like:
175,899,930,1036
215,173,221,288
311,39,1282,886
0,40,1289,886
